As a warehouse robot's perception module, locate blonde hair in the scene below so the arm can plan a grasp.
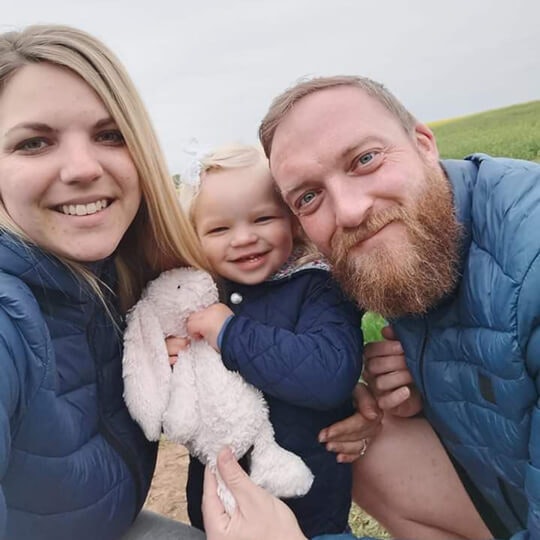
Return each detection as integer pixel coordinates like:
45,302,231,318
177,143,321,271
259,75,418,157
0,24,207,311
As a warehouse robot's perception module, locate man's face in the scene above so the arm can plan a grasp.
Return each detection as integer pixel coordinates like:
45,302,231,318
270,86,460,317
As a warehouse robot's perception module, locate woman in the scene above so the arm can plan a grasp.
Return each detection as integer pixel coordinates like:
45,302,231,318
0,24,206,540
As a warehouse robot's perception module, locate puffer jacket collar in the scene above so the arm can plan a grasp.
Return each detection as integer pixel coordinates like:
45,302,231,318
0,232,112,307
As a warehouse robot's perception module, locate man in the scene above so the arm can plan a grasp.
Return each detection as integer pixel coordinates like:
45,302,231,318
201,76,540,540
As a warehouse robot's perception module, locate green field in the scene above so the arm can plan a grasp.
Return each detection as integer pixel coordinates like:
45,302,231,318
351,102,539,537
429,100,540,162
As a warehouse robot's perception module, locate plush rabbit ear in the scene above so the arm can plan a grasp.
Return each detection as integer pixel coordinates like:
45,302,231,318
122,298,171,441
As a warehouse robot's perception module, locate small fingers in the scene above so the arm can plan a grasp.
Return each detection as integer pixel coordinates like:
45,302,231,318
380,325,397,340
364,354,408,377
377,386,411,411
372,370,414,393
165,336,190,356
363,339,404,362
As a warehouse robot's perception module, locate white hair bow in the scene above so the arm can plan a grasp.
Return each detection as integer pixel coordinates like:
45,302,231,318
178,138,213,189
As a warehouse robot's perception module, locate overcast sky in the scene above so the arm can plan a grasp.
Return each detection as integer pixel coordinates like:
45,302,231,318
5,0,540,173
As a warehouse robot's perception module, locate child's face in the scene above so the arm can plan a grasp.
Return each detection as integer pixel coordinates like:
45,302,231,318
194,162,294,285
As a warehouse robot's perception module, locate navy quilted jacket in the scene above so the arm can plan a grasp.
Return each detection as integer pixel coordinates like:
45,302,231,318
186,267,363,537
0,233,157,540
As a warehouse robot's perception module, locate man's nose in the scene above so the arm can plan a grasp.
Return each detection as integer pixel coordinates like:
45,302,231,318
328,177,373,229
59,138,103,184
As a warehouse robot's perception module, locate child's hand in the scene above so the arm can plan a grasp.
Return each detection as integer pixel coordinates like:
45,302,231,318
165,336,190,366
187,303,234,351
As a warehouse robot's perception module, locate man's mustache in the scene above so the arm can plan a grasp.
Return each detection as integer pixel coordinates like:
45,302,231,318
331,206,408,253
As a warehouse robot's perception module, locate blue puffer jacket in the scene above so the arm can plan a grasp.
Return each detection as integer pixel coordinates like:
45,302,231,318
393,154,540,539
186,267,363,537
0,233,157,540
313,154,540,540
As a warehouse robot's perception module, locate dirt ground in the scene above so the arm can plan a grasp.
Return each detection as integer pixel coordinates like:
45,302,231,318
144,439,191,524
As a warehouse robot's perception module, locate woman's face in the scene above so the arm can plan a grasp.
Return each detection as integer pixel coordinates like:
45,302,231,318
0,62,141,262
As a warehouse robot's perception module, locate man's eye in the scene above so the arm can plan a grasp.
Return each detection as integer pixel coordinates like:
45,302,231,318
298,191,317,207
352,150,381,171
358,152,374,165
96,130,125,145
15,137,48,153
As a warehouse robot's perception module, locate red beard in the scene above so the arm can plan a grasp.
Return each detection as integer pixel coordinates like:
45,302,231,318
330,163,461,318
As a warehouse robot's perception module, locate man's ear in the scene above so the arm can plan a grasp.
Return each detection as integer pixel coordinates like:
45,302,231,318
414,123,440,165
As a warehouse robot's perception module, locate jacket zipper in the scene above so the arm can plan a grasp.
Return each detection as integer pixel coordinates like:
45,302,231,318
417,319,429,399
89,314,144,520
497,477,525,528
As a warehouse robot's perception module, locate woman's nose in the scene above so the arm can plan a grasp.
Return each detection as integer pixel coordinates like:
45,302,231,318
59,139,103,184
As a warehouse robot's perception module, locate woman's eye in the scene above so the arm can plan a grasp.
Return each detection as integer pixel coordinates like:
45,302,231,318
96,130,125,145
15,137,48,153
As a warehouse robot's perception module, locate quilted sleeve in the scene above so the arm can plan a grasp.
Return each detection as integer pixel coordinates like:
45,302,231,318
221,273,363,410
0,318,22,539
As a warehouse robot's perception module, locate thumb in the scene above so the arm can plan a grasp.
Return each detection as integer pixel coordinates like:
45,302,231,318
202,463,228,531
216,447,251,500
381,324,396,340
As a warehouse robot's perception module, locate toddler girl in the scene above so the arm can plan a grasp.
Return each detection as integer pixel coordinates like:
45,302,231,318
178,144,363,538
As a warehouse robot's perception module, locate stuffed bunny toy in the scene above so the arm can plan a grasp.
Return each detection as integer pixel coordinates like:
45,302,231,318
122,267,313,512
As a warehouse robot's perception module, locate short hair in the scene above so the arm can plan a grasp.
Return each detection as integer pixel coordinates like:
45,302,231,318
259,75,417,157
0,24,207,309
177,143,321,269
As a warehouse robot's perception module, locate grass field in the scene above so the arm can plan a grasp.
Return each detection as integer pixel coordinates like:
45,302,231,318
429,100,540,162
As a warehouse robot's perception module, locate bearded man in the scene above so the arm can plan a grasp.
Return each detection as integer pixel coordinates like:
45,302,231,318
200,76,540,540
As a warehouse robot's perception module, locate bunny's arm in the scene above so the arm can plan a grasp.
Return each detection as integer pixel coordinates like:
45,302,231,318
122,299,171,441
220,271,363,410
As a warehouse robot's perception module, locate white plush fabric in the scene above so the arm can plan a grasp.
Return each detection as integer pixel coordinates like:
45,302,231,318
122,267,313,512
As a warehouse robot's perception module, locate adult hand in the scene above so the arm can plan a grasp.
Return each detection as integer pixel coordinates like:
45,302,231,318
363,325,422,417
187,303,233,351
202,448,307,540
318,383,382,462
165,336,190,366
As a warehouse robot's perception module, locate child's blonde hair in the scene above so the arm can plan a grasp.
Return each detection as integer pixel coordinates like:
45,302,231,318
177,143,321,270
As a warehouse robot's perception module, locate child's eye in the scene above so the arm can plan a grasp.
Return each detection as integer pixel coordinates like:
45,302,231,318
207,226,229,234
96,130,125,145
15,137,49,154
254,216,275,223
